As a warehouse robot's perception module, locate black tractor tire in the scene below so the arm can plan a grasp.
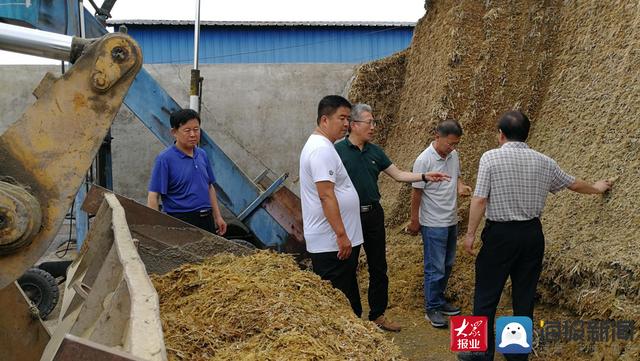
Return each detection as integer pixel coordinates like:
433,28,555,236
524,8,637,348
17,268,59,319
38,260,72,282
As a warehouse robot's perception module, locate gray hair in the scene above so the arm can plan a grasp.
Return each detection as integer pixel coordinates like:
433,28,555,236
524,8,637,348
350,103,373,122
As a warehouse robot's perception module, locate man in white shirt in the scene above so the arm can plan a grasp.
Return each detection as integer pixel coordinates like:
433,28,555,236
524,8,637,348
299,95,363,316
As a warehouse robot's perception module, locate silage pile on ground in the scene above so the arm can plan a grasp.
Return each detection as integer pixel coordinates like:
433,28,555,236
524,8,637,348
349,0,639,359
152,251,404,361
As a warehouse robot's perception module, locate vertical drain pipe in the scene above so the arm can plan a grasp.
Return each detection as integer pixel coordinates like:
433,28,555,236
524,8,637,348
189,0,202,113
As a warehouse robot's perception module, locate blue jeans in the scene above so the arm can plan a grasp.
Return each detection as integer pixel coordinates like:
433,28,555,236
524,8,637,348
422,225,457,311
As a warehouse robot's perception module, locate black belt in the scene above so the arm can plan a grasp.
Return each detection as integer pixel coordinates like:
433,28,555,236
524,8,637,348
197,209,212,217
360,203,379,213
486,217,539,225
168,208,212,218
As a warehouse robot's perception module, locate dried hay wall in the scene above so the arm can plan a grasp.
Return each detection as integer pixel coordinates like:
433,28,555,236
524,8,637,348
349,0,639,351
350,0,561,310
349,50,408,147
530,1,640,321
153,252,404,361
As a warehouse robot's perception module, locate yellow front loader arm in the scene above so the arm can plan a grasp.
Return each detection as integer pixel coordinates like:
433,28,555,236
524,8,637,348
0,29,142,288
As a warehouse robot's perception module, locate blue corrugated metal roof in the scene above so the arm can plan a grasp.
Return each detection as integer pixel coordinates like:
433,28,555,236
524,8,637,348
107,21,414,64
108,19,416,27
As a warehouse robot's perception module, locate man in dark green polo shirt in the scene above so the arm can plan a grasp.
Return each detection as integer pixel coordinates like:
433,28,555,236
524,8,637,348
335,103,450,332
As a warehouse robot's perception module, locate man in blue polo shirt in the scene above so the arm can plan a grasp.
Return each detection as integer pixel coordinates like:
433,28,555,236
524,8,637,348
147,109,227,235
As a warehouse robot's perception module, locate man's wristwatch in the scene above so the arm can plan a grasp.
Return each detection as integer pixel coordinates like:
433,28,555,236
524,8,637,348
421,173,428,182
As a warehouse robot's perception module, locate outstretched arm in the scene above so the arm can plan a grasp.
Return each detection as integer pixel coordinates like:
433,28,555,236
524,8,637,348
384,164,451,183
568,179,612,194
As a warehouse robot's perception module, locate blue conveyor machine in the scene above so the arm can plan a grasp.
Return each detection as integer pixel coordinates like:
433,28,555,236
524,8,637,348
0,0,304,251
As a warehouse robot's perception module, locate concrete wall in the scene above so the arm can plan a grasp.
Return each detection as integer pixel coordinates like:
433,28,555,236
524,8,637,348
0,64,356,203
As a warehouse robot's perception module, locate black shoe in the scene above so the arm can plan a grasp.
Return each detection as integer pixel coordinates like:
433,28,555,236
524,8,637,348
425,309,447,328
456,352,480,361
457,351,490,361
439,302,461,316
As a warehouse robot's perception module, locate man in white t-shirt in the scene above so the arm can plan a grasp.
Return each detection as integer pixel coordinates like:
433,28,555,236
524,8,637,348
299,95,364,316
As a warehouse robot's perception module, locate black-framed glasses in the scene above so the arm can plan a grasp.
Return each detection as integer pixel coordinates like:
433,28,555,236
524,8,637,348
351,119,377,127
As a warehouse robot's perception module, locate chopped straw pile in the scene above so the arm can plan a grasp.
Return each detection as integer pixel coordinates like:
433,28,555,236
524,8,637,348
152,251,404,361
349,0,639,359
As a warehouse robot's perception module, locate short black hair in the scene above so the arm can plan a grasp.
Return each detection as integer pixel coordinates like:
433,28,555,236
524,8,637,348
498,110,530,141
170,109,201,129
317,95,352,125
436,119,463,137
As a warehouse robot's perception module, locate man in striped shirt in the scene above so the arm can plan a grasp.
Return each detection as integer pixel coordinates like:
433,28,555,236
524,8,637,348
461,110,612,361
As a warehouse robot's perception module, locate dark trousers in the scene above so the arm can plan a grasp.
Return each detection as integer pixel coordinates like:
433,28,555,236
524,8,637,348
167,208,215,233
310,245,362,317
473,218,544,361
361,202,389,321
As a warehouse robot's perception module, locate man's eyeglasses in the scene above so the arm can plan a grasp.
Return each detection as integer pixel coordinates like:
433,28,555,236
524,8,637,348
351,119,377,127
443,140,459,148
